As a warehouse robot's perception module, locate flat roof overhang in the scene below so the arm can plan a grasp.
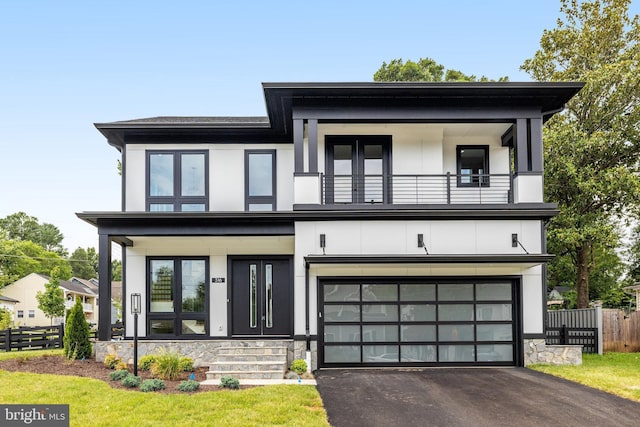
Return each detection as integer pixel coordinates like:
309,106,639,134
95,82,584,150
304,254,554,269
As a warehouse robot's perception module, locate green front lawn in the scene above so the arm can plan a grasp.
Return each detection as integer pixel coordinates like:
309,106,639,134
529,352,640,402
0,350,328,427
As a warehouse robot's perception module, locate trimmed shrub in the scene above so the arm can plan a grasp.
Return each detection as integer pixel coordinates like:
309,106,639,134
140,379,166,392
151,349,181,380
138,355,157,371
109,370,129,381
179,356,194,372
177,380,200,392
219,375,240,390
290,359,307,375
63,298,92,360
121,374,142,388
103,354,120,369
115,360,128,371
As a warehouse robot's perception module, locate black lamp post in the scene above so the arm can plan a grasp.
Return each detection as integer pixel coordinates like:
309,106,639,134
131,293,141,376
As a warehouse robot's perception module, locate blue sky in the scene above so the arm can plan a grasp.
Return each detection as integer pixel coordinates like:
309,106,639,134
1,0,636,254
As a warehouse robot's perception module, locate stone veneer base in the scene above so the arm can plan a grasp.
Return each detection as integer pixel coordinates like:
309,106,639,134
523,339,582,366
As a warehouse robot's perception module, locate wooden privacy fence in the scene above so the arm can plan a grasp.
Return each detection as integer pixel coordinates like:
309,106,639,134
602,309,640,352
546,307,603,354
1,325,64,352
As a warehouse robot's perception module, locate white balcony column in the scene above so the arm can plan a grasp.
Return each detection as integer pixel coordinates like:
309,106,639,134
294,173,322,204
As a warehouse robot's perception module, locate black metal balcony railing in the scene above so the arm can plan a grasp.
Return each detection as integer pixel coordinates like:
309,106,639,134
321,173,513,205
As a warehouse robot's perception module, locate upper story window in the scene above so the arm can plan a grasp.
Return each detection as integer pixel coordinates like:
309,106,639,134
245,150,276,211
457,146,489,187
147,151,208,212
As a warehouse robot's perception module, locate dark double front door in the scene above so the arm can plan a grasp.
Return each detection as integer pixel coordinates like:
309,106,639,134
230,258,292,336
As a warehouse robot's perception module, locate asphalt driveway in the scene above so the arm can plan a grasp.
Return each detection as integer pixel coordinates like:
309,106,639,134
316,368,640,427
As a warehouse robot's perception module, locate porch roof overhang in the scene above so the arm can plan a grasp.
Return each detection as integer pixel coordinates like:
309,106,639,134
304,254,554,269
95,82,584,149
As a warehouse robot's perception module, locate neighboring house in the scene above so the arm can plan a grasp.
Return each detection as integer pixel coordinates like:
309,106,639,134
80,82,583,370
1,273,98,326
0,295,19,323
623,283,640,311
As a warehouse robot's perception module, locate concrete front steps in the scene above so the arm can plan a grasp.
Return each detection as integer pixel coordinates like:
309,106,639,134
204,341,289,381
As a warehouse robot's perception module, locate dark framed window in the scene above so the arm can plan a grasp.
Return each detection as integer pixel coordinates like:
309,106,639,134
17,310,23,318
28,310,35,318
147,257,209,337
456,145,489,187
147,151,208,212
325,136,392,204
245,150,276,211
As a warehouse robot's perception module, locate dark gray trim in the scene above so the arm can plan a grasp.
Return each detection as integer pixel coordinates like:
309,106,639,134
245,149,277,211
294,172,322,177
304,254,553,266
501,125,514,147
513,171,543,176
121,243,127,326
515,118,529,173
529,118,543,172
98,234,112,341
294,107,543,121
293,334,318,341
522,333,546,339
294,119,304,173
308,119,318,173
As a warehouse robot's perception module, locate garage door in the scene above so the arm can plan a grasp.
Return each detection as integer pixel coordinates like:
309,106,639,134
319,279,517,367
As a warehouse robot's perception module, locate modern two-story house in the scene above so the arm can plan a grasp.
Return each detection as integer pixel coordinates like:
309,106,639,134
79,82,583,373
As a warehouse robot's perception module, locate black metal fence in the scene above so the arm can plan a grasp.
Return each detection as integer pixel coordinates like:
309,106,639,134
546,308,601,354
1,325,64,351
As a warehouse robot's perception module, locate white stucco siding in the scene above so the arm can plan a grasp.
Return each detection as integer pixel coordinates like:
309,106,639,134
522,266,544,334
124,143,293,213
124,236,294,338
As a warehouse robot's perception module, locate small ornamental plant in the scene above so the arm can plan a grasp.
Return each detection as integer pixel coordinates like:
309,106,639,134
290,359,307,375
219,375,240,390
178,356,194,372
138,355,157,371
121,374,142,388
103,354,120,369
151,349,182,380
177,380,200,392
109,370,129,381
140,379,166,392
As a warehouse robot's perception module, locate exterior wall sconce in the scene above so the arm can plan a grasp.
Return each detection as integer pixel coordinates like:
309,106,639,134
130,293,141,375
320,234,326,255
418,234,429,254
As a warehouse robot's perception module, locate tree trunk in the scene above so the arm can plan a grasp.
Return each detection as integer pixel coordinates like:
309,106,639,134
576,243,591,309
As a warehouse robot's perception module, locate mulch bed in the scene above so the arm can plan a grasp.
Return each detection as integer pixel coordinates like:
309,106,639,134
0,354,250,394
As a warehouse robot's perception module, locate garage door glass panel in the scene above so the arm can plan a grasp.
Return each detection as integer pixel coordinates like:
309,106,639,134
325,305,360,322
362,284,396,301
402,345,436,362
401,325,436,341
438,284,474,301
325,325,360,342
439,325,474,341
401,304,436,321
476,283,511,300
477,324,512,341
477,344,513,362
324,284,360,302
363,325,398,342
325,346,360,363
362,304,397,321
476,304,512,321
400,284,436,301
439,304,474,321
439,345,475,362
363,345,398,363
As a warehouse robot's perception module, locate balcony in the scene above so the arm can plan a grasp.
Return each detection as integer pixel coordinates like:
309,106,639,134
320,173,513,205
65,300,94,312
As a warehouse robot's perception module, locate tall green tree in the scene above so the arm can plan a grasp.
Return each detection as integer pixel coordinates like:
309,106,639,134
521,0,640,308
374,57,509,82
69,247,98,279
63,297,92,359
0,212,66,255
0,239,72,289
36,267,65,325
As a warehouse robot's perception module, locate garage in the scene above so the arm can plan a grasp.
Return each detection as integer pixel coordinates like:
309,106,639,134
319,279,519,367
